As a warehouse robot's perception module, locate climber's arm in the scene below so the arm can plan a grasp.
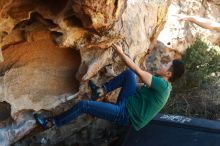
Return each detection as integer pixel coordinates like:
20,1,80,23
175,14,220,32
137,82,145,88
112,44,152,87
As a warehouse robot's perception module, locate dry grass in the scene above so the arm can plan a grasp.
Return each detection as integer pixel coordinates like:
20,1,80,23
163,80,220,120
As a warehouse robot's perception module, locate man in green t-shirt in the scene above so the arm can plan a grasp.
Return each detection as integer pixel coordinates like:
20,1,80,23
34,44,185,131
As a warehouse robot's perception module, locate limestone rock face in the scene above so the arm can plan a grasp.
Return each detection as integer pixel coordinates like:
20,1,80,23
147,0,220,71
71,0,127,30
0,30,81,115
0,110,36,146
0,0,172,145
0,0,171,115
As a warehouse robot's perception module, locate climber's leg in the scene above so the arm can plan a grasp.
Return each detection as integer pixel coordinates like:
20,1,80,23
89,69,137,101
103,69,136,93
103,69,137,105
53,100,130,127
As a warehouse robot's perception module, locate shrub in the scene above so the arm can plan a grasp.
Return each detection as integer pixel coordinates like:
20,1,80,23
164,38,220,119
176,38,220,90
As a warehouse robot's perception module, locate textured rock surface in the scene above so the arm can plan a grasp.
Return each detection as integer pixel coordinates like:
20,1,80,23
71,0,127,30
0,0,171,115
147,0,220,71
0,0,172,145
0,30,81,115
1,0,219,145
0,110,36,146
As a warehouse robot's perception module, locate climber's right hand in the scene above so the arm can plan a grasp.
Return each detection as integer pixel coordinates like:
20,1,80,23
112,43,124,54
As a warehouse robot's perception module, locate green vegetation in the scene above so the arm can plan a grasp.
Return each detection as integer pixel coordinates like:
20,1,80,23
164,38,220,119
181,38,220,89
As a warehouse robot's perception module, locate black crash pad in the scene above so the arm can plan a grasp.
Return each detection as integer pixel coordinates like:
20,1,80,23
122,113,220,146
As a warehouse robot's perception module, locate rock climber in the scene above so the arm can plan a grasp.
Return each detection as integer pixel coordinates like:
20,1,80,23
34,43,185,131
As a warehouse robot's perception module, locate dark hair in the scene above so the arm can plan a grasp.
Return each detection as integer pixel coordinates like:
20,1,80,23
169,59,185,82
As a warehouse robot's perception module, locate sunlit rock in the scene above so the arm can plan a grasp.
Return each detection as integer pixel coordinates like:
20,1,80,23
0,0,172,145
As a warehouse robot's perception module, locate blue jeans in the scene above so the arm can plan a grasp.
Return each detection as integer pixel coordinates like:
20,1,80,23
53,69,137,127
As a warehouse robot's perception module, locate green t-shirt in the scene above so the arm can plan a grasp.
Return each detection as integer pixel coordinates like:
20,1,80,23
126,76,172,131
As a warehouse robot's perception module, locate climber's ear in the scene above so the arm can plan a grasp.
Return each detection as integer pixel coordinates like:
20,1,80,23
166,71,172,78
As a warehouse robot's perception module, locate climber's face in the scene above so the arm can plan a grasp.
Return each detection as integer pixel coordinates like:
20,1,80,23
156,61,173,78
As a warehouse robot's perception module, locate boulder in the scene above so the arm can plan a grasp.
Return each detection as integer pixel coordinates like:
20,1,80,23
146,0,220,71
0,0,172,145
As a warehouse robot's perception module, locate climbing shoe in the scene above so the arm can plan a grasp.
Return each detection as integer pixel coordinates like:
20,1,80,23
33,113,54,129
88,80,103,101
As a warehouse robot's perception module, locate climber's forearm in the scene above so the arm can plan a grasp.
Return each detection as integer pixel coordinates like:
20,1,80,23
188,16,220,32
116,50,141,74
113,44,152,86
